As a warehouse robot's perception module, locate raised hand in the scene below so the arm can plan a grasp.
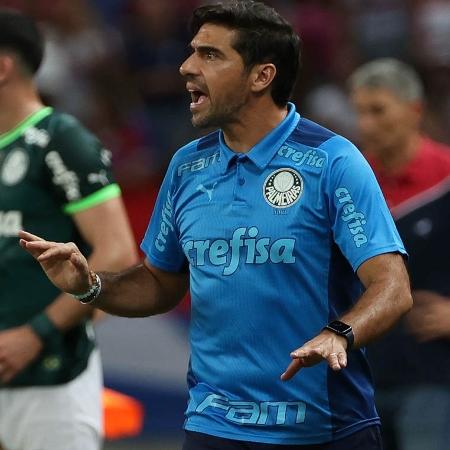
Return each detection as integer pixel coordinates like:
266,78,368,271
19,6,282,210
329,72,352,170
18,230,91,295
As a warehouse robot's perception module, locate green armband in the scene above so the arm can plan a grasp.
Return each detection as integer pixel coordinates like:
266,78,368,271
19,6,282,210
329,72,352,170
28,312,60,343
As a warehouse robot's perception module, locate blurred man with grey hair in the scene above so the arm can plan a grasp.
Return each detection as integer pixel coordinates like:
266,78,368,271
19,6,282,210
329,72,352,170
350,58,450,450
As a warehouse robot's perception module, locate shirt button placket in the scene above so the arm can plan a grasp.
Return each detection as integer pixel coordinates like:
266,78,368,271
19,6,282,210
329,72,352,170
234,155,247,204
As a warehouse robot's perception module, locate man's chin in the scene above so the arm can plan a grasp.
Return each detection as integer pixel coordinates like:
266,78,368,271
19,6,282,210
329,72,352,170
191,112,213,129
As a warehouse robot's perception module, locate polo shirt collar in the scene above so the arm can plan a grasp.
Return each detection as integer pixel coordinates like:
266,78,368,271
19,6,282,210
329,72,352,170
218,102,300,173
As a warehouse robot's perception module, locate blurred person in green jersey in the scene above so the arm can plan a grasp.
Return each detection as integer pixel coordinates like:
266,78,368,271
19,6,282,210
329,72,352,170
0,9,138,450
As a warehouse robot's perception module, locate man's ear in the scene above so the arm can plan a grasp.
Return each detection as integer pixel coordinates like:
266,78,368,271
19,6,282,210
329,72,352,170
249,63,277,94
0,54,15,86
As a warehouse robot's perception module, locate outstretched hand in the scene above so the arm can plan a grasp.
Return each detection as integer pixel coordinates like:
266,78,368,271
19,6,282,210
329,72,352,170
281,330,348,381
18,230,91,295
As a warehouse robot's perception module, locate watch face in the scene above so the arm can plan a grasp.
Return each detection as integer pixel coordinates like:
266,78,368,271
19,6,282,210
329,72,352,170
328,320,352,334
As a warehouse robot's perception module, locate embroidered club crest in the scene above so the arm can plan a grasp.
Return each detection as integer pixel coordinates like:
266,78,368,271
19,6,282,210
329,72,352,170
263,168,303,208
1,148,29,186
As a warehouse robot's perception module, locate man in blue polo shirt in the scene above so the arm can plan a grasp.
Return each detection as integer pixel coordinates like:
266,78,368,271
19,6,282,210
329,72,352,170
20,1,412,449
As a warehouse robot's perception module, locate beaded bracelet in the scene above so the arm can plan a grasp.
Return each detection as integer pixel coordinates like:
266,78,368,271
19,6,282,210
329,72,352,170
72,271,102,305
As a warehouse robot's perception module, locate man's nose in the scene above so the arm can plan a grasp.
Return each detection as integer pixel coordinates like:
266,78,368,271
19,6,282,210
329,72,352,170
180,53,196,77
358,114,376,135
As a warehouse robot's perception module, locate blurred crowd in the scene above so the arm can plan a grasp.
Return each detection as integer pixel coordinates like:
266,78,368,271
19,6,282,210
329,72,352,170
0,0,449,240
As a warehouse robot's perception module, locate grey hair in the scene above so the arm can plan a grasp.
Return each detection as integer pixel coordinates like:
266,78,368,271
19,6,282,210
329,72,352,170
349,58,423,102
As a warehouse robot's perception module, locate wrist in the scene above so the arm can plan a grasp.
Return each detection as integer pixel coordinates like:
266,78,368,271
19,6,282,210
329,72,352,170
323,320,354,351
27,312,60,344
72,271,102,305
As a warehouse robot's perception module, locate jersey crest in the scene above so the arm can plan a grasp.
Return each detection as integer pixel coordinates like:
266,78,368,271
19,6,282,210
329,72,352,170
263,168,303,208
1,148,29,186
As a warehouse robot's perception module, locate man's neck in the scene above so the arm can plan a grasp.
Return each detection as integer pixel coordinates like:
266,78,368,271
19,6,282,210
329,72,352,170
222,97,288,153
376,133,421,174
0,82,44,136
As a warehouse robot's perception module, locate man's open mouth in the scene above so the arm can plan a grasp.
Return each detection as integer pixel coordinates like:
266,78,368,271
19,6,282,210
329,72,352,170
190,90,208,106
187,82,209,109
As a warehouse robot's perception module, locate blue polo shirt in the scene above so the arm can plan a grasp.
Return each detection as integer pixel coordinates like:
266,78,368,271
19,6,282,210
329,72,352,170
141,103,406,444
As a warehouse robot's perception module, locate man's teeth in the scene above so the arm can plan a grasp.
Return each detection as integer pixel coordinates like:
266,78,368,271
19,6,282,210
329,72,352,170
191,91,206,105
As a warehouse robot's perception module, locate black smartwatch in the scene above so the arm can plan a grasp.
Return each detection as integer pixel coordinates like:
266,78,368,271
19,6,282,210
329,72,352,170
324,320,354,350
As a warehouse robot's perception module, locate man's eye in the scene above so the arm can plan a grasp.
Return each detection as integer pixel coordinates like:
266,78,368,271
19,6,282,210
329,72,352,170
206,51,216,60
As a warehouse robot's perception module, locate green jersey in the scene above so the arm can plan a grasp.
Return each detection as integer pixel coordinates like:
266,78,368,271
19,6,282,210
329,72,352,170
0,107,120,386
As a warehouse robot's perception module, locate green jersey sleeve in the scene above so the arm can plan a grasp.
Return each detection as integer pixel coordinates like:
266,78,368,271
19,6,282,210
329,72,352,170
43,113,120,214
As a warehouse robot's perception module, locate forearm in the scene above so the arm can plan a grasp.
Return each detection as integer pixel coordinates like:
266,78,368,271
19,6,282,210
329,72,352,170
20,230,187,322
341,259,412,348
42,246,138,332
93,263,186,317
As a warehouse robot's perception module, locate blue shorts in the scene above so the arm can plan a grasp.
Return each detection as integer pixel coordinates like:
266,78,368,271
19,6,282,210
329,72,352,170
182,426,383,450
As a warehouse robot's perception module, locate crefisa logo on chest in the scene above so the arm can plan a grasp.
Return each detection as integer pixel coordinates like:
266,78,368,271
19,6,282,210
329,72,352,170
263,168,303,208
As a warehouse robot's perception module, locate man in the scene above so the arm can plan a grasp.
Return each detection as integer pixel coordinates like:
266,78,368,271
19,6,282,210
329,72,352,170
0,9,137,450
350,58,450,450
21,2,412,449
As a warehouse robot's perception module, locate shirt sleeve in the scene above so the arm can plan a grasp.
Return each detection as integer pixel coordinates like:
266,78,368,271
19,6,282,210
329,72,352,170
325,136,407,271
43,114,120,214
140,161,187,273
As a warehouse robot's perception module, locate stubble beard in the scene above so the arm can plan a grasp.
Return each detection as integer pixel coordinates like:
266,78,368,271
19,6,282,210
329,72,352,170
191,91,249,129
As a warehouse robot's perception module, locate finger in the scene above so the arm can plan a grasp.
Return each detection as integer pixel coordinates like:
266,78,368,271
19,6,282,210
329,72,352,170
17,230,44,242
0,361,12,384
327,352,347,371
327,352,340,371
281,358,304,381
291,347,312,359
20,240,57,259
0,368,16,384
337,352,347,368
37,244,76,262
24,240,57,251
19,241,49,259
19,239,30,251
291,347,323,363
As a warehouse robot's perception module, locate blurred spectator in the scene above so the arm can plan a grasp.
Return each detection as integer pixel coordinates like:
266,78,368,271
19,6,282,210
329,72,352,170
120,0,196,152
350,58,450,450
294,1,354,82
32,0,123,124
412,0,450,68
412,0,450,144
91,0,128,26
87,88,161,245
350,0,412,62
303,83,357,140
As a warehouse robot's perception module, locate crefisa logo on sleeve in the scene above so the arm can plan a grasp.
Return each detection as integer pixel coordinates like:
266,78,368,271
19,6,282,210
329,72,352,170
263,168,303,208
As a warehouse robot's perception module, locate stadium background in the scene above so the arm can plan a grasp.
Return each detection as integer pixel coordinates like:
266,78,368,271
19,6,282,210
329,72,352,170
1,0,449,448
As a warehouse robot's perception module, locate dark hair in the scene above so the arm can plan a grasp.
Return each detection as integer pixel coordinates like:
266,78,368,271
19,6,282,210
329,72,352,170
190,0,300,107
0,9,44,74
